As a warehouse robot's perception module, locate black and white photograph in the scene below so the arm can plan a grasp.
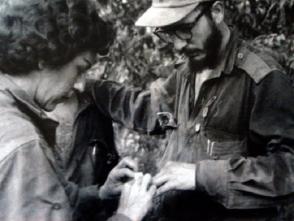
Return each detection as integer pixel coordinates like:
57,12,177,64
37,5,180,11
0,0,293,220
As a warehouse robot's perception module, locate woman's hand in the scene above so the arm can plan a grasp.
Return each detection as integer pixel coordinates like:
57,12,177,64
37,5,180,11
117,173,156,221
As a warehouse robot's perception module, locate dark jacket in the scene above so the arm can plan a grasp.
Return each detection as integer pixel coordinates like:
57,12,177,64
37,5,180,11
90,31,294,220
66,93,120,221
0,74,127,221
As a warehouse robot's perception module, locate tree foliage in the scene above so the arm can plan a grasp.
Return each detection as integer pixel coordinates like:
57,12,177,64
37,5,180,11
91,0,294,172
93,0,294,86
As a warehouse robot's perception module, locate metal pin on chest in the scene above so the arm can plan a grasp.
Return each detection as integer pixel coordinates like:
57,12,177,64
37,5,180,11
195,123,201,133
202,96,217,119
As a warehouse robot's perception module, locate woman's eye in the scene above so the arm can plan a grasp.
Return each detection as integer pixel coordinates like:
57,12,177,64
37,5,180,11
83,58,93,70
77,65,88,75
77,59,93,74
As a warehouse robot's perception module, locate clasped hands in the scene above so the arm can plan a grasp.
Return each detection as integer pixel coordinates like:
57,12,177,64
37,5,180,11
99,157,195,221
100,158,196,199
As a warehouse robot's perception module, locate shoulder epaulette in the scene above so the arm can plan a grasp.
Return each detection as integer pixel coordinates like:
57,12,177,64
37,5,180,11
236,42,284,84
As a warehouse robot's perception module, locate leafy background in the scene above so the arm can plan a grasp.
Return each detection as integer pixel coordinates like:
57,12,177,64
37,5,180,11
90,0,294,173
90,0,294,218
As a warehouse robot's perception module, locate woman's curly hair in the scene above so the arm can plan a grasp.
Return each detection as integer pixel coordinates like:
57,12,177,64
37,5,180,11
0,0,114,75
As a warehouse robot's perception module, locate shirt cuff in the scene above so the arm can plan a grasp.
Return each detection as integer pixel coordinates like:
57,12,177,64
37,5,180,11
196,160,228,204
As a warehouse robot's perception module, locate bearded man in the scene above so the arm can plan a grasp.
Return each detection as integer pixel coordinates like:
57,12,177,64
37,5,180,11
90,0,294,220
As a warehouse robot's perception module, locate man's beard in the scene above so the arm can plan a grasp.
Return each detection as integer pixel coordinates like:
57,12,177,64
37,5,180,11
187,23,223,73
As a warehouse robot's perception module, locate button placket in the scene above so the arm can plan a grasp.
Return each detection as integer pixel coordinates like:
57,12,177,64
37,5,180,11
194,96,217,134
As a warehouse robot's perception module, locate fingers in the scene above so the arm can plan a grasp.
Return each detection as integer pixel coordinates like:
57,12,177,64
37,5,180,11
134,172,143,185
117,157,138,171
141,173,152,191
131,173,153,192
153,162,173,184
153,173,173,195
119,182,132,206
156,181,176,195
122,182,131,197
148,185,157,197
153,173,169,187
117,175,156,221
116,168,136,181
127,173,142,200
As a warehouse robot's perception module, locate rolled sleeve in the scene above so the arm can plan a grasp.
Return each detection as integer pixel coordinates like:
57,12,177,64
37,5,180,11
196,160,228,205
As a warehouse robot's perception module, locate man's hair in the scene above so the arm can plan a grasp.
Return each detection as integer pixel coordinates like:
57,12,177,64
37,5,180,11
0,0,114,75
199,0,217,18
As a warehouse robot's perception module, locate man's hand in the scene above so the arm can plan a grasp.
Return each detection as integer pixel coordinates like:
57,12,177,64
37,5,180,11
153,161,195,195
99,157,138,199
117,173,156,221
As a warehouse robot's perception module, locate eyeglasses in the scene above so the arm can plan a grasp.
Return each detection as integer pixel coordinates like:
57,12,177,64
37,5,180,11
153,6,209,44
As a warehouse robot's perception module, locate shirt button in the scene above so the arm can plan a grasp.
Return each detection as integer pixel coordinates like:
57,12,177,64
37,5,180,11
195,123,201,133
237,53,244,60
52,203,62,210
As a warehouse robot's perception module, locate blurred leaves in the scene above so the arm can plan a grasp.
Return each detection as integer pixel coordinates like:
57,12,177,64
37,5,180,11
93,0,293,86
92,0,294,172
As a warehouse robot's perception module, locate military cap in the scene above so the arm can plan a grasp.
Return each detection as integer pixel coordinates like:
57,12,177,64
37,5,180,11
135,0,214,27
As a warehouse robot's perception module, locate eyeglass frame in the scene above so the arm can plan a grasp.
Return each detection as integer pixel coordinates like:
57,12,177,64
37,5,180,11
153,5,211,44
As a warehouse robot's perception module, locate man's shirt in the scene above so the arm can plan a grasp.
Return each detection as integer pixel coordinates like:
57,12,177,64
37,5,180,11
91,30,294,220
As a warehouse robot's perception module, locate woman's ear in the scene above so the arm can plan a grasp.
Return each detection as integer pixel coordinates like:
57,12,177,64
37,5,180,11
210,1,225,24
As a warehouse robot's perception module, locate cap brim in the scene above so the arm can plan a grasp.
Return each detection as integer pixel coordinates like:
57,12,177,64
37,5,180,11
135,3,199,27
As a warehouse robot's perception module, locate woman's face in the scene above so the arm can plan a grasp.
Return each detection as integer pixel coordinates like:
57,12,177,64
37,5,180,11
36,51,95,112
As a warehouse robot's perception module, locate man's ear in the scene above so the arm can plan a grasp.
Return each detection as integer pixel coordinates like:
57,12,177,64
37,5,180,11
210,1,225,24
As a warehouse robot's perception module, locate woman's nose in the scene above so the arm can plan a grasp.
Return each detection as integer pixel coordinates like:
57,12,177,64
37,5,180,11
73,75,86,93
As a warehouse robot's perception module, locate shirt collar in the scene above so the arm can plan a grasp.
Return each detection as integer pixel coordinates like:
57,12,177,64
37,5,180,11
0,74,58,146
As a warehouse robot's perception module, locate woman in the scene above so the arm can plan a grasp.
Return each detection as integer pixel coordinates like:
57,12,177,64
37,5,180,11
0,0,155,220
